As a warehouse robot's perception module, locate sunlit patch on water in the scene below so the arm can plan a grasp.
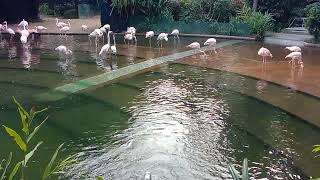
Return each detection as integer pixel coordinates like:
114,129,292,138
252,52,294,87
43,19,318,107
63,64,311,180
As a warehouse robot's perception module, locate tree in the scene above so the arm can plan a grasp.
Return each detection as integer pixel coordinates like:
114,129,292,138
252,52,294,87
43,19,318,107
305,2,320,40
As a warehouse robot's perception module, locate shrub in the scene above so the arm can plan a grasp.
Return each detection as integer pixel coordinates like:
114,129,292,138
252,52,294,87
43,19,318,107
39,3,55,16
63,9,78,19
180,0,238,23
305,2,320,40
235,5,274,40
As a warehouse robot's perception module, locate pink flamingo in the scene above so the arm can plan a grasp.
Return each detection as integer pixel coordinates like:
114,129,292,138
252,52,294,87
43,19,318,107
258,47,273,63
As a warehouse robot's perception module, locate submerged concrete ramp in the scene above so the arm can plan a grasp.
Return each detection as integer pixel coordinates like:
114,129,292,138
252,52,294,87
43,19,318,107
36,40,243,101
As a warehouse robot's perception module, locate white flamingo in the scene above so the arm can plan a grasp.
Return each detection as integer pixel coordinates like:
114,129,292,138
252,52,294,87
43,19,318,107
171,29,180,40
258,47,273,63
187,42,206,55
99,31,113,57
18,19,28,29
103,24,111,31
81,25,89,31
157,33,168,48
89,29,103,47
56,18,68,28
55,45,72,56
3,21,15,39
145,31,154,47
285,46,301,52
124,32,134,45
286,51,303,67
35,26,47,33
204,38,217,54
127,27,137,44
60,20,71,37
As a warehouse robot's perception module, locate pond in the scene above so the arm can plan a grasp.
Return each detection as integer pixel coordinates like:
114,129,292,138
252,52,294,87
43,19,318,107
0,34,319,179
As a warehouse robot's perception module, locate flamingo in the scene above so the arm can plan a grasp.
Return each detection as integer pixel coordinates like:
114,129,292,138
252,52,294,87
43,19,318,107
124,32,134,45
60,20,71,37
18,19,28,29
56,18,68,28
35,26,47,33
127,27,137,44
187,42,206,55
285,46,301,52
99,31,113,57
111,33,117,56
3,21,15,39
204,38,217,54
171,29,180,40
258,47,273,63
89,29,104,47
55,45,72,56
145,31,154,47
103,24,111,31
81,25,89,31
285,52,302,67
157,33,168,48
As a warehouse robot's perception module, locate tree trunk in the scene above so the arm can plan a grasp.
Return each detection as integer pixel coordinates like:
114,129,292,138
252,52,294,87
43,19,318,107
253,0,258,11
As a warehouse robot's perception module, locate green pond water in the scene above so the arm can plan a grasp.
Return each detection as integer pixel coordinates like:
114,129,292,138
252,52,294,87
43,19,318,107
0,35,319,179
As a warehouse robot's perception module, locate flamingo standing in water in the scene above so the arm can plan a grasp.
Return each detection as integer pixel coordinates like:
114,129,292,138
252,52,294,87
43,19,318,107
60,20,71,37
18,19,28,29
81,25,89,31
285,46,301,52
145,31,154,47
56,18,68,29
127,27,137,44
35,26,47,33
3,21,15,40
286,51,303,67
171,29,180,41
258,47,273,63
99,31,113,57
55,45,72,57
89,29,104,48
204,38,217,54
157,33,168,48
187,42,206,55
124,32,134,45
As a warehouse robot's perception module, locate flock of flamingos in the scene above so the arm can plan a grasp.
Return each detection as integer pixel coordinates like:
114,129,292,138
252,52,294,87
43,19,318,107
0,18,304,67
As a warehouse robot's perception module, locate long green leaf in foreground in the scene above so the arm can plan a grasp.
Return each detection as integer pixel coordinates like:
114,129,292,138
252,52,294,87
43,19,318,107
8,161,22,180
42,143,64,180
3,126,27,152
24,142,43,166
242,158,249,180
0,152,12,180
27,116,49,143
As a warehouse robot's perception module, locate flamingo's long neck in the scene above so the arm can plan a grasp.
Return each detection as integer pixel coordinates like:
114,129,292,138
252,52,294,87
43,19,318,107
68,20,71,28
107,32,111,45
56,19,59,25
113,35,116,46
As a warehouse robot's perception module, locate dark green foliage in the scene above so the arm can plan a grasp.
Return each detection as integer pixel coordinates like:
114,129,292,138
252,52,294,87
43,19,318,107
180,0,238,23
305,2,320,39
39,3,55,16
0,97,67,180
63,9,79,19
